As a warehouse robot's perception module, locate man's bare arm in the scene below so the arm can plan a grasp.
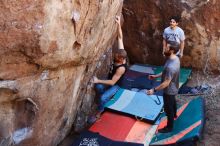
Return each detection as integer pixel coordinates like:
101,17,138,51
115,16,124,50
93,67,125,86
147,78,171,95
179,40,185,57
163,39,167,54
154,78,171,91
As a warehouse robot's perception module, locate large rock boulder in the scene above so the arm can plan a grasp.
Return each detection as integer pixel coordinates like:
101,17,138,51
0,0,123,145
122,0,220,72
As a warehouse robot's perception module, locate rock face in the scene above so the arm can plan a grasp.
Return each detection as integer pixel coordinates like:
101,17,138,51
122,0,220,72
0,0,123,146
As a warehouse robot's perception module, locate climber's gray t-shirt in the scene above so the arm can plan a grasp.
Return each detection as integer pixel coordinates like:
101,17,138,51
163,26,185,44
161,57,180,95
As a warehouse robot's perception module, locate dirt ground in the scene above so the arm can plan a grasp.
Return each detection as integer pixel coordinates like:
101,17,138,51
59,71,220,146
177,71,220,146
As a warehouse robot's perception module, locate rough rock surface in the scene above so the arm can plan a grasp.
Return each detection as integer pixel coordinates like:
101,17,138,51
177,72,220,146
0,0,123,145
122,0,220,72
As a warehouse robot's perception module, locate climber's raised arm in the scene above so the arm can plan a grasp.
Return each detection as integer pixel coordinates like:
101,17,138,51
115,16,124,50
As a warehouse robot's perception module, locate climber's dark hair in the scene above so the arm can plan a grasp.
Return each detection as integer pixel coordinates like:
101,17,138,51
170,16,181,23
168,41,180,54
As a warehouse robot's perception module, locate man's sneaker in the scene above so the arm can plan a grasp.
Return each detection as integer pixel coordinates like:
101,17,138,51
174,114,178,120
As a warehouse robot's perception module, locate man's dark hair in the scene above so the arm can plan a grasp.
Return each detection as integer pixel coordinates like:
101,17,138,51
170,16,181,23
168,41,180,54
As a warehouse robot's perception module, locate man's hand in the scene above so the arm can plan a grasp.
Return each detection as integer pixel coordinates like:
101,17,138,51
162,47,166,56
146,89,154,95
115,16,120,25
92,76,99,84
148,75,156,80
179,52,183,58
176,51,183,58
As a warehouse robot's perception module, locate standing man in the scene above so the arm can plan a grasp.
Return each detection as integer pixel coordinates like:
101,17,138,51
147,42,180,133
90,16,127,121
163,16,185,58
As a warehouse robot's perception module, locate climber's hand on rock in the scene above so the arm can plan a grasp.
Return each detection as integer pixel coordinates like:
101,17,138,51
115,16,120,24
92,76,99,84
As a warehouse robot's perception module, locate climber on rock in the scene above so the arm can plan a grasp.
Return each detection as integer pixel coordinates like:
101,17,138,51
89,15,127,123
163,16,185,58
